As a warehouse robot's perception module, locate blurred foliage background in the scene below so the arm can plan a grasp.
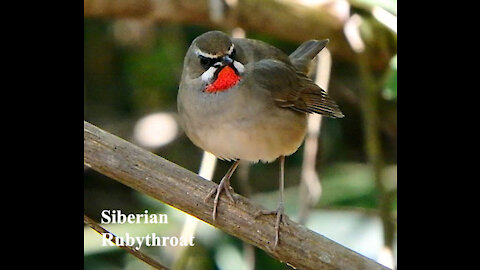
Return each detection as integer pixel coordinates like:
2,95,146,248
84,0,397,269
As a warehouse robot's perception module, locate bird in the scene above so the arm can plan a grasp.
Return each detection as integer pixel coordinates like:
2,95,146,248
177,30,344,250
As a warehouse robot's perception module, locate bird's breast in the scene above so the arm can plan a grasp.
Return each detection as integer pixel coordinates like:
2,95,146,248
179,82,307,162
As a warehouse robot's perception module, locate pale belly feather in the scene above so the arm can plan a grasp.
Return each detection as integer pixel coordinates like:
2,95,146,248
179,73,307,163
190,108,307,163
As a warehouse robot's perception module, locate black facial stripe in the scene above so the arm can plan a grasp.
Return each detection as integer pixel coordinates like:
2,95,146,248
198,47,237,70
229,63,240,75
199,55,220,70
213,66,222,79
211,63,239,82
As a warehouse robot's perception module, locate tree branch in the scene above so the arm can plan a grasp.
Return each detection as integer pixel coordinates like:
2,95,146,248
83,0,394,67
84,121,390,270
84,214,170,270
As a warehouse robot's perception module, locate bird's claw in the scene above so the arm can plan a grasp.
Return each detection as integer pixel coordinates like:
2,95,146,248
255,204,285,250
204,177,236,221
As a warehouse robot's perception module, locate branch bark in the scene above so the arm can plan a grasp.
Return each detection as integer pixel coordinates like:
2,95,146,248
84,214,170,270
83,0,394,67
84,121,390,270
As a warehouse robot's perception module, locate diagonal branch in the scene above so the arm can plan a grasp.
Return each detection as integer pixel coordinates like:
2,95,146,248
84,214,170,270
84,121,390,270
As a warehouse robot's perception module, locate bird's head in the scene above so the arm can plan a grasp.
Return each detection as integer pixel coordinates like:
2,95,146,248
191,31,245,93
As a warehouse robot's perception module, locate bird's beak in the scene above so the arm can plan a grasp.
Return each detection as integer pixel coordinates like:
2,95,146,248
221,55,233,66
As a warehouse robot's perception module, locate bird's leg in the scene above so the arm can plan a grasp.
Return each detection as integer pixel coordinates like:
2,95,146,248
255,155,286,250
205,160,241,221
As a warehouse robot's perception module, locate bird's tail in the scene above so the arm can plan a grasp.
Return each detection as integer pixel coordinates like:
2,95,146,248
289,39,329,75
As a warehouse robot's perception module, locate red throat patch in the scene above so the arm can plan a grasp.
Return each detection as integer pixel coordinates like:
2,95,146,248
205,66,240,93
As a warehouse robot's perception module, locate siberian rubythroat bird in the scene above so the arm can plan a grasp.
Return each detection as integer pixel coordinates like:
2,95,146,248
177,31,344,249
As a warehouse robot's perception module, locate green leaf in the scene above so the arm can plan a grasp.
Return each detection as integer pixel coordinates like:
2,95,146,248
383,55,397,100
351,0,397,15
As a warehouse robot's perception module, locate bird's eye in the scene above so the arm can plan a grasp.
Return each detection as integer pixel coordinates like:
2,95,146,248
199,56,214,70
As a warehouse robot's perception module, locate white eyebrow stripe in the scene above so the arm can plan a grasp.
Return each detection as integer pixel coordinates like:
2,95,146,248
227,44,234,55
195,44,235,58
196,49,221,59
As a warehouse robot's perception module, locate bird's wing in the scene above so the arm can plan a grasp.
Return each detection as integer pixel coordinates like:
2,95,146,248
253,59,344,118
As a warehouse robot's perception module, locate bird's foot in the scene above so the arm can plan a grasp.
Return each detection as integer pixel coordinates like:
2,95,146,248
255,203,286,251
205,177,236,221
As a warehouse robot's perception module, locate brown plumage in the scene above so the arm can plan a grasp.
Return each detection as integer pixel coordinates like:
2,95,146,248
253,58,344,118
177,31,344,250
